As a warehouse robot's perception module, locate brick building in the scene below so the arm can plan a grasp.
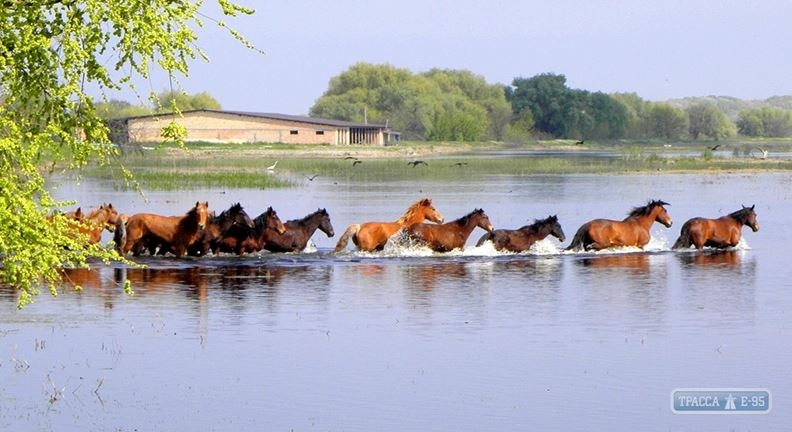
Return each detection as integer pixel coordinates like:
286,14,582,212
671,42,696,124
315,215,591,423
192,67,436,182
108,109,400,145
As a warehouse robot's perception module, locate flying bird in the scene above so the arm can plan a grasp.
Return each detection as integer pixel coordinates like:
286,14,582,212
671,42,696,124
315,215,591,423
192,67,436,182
452,162,468,167
752,147,769,160
266,161,278,172
710,144,721,151
575,140,585,145
408,160,428,167
306,174,319,181
352,159,362,166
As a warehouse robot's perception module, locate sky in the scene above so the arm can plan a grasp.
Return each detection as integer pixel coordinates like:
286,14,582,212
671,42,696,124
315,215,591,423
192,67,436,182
112,0,792,115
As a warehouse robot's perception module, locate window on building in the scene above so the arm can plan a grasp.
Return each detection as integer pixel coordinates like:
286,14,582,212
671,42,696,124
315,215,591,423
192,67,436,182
290,130,298,135
316,130,325,135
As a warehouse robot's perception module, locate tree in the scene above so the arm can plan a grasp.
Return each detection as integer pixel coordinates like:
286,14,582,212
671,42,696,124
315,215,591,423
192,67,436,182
155,90,223,113
686,103,736,140
1,0,257,307
310,63,510,141
645,103,689,140
736,107,792,137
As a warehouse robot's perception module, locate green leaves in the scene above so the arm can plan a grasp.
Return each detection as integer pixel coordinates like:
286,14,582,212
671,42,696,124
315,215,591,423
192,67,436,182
1,0,259,307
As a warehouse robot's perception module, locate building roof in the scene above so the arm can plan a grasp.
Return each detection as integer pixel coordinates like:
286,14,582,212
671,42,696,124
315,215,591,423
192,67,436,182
120,109,388,129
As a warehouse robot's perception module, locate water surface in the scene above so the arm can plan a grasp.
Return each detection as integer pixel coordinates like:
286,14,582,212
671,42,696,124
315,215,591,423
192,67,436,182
1,171,790,431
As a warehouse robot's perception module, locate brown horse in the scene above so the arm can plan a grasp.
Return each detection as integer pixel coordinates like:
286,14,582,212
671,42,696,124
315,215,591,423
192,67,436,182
120,202,210,258
218,207,286,255
262,208,335,253
187,203,255,256
334,198,444,253
672,205,759,250
566,200,673,251
69,203,119,244
476,215,565,252
406,208,494,252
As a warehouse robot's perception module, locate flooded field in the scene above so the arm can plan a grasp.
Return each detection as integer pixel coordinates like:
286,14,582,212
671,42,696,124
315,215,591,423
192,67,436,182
1,170,790,431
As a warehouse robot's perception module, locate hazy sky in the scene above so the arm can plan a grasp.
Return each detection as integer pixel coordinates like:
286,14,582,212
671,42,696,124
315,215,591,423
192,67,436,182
117,0,792,114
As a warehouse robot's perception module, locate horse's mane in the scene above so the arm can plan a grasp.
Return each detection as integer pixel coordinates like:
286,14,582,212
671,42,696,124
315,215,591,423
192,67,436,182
297,208,326,224
217,203,243,221
729,206,755,223
455,208,484,225
253,207,276,229
397,198,432,224
521,215,557,231
628,200,669,218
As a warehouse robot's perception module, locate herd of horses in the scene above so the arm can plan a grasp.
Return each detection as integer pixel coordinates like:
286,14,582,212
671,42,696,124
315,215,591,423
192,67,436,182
58,197,760,259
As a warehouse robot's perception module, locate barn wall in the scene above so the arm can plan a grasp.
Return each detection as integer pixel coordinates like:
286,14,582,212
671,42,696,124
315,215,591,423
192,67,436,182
124,111,385,145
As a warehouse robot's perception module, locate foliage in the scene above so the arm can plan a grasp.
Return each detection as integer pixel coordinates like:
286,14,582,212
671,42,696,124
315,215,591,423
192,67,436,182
0,0,257,307
644,102,689,140
736,107,792,137
686,103,736,140
508,73,628,140
154,90,223,113
310,63,511,141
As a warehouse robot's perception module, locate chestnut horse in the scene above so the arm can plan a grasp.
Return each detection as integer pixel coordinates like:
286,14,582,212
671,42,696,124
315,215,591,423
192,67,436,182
476,215,566,252
334,198,444,253
566,200,673,251
218,207,286,255
70,203,119,244
672,205,759,250
187,203,255,256
120,202,210,258
262,208,335,253
406,208,494,252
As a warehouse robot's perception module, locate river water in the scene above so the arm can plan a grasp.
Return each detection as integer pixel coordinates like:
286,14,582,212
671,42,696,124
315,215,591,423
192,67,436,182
1,169,790,431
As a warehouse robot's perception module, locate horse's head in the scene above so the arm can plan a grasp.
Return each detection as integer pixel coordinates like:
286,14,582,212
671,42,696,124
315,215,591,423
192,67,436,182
317,208,334,237
100,203,120,232
264,207,287,234
651,200,673,228
226,203,255,229
419,198,444,224
742,204,760,232
547,215,566,242
473,209,494,233
194,201,210,230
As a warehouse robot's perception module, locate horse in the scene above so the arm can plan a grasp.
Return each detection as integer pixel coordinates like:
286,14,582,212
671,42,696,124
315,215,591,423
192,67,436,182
566,200,673,251
672,205,759,250
476,215,565,252
120,202,210,258
217,207,286,255
334,198,444,253
187,203,254,256
262,208,335,253
406,208,494,252
75,203,120,244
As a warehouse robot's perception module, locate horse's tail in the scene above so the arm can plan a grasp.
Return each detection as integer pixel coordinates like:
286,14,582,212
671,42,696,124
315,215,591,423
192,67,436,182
565,223,590,251
672,224,692,249
334,224,361,253
476,232,493,247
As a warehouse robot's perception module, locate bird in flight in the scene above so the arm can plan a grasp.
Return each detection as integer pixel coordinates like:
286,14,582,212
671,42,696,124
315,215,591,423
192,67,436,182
710,144,721,151
352,159,362,166
266,161,278,172
306,174,319,181
408,160,428,167
452,162,468,167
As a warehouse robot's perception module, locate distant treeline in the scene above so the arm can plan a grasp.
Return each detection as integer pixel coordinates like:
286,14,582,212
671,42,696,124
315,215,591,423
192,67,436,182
310,63,792,142
98,63,792,142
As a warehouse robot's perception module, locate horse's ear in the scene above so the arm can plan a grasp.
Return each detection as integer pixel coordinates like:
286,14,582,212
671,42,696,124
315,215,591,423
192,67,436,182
421,198,431,205
751,204,755,210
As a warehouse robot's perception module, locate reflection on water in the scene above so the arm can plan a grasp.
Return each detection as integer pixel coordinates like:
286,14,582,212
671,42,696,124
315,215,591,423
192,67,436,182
2,173,791,432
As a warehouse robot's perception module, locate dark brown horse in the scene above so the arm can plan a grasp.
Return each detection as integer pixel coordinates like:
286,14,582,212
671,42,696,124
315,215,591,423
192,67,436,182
566,200,673,251
218,207,286,255
334,198,444,253
476,215,565,252
262,208,335,253
672,205,759,250
187,203,254,256
406,208,494,252
120,202,210,258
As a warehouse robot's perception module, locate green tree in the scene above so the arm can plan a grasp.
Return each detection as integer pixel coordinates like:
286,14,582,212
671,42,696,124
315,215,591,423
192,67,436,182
686,103,736,140
736,107,792,137
1,0,257,307
95,99,152,120
645,103,689,140
155,90,222,113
